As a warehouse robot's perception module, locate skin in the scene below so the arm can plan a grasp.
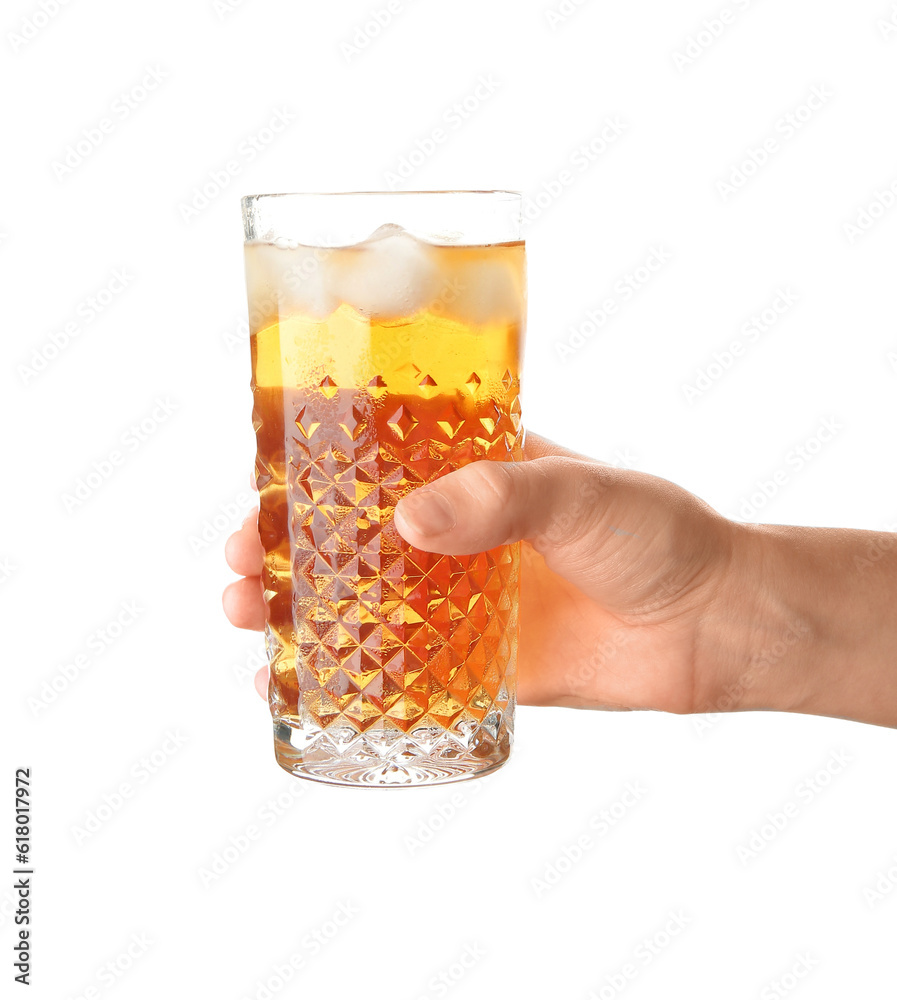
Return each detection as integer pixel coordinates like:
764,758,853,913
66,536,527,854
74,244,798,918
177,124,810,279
223,433,897,728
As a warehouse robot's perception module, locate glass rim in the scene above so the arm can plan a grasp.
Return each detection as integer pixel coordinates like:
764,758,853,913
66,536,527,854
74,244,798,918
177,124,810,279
242,191,523,247
241,189,521,205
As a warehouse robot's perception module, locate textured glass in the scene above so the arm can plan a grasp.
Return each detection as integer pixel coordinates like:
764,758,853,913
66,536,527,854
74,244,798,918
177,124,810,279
243,198,525,786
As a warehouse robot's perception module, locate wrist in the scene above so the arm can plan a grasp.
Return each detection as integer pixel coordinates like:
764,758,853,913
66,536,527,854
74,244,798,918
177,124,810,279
694,521,819,717
696,520,897,727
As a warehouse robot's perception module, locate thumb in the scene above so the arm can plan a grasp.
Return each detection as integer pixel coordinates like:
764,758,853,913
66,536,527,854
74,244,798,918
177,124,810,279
394,457,602,556
393,457,728,617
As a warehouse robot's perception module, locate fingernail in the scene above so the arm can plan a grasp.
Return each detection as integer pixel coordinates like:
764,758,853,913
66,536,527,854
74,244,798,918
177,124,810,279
395,489,456,536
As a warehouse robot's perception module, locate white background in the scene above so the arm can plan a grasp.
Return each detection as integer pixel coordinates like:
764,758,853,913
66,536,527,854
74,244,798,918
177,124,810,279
3,0,897,997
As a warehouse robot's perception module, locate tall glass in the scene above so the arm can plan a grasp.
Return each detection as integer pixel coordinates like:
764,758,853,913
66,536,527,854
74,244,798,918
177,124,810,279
241,192,525,786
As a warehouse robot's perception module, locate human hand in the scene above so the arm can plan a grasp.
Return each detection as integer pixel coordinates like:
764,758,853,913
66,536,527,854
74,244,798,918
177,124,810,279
224,432,897,726
224,433,737,715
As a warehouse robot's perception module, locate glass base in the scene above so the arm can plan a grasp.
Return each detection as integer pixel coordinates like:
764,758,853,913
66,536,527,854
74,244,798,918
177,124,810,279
273,719,512,787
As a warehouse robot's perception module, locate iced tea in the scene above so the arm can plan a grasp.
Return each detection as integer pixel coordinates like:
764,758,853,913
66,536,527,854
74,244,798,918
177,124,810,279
242,195,525,786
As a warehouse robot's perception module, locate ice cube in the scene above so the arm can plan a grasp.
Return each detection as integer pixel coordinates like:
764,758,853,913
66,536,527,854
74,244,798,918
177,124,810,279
358,222,408,243
244,241,338,325
442,258,524,327
326,224,440,320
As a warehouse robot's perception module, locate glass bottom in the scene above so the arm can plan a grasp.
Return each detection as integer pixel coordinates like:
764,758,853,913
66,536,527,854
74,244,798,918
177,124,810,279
273,719,512,787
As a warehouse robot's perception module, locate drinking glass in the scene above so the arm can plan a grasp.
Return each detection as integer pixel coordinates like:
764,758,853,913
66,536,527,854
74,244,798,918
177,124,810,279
241,191,525,786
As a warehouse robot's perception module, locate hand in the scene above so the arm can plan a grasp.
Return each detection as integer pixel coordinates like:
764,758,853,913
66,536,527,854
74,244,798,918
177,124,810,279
223,433,897,726
223,433,735,714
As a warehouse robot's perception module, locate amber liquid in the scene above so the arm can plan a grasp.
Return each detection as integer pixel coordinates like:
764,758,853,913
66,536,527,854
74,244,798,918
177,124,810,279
248,241,524,744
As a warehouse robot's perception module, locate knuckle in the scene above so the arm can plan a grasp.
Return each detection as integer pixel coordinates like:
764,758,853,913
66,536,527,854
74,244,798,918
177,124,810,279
537,460,609,548
459,460,527,545
463,460,517,511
